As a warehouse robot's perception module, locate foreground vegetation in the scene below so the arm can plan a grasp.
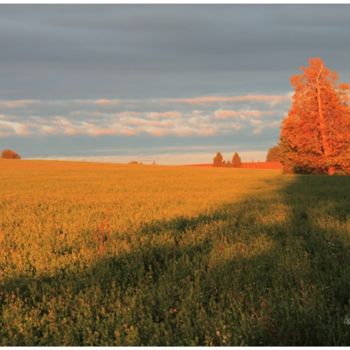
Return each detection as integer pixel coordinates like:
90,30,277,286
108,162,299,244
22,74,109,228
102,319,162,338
0,160,349,345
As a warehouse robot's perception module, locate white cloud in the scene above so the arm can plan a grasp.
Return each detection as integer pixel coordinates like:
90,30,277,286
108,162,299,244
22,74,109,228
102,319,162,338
0,93,289,137
146,111,182,119
0,100,40,109
214,109,273,120
0,119,30,136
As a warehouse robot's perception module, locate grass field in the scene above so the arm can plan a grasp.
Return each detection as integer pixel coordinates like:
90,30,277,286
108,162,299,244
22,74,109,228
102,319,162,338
0,159,350,345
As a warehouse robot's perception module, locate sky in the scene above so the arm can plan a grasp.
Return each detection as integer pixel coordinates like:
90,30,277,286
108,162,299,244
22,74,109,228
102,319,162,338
1,4,350,164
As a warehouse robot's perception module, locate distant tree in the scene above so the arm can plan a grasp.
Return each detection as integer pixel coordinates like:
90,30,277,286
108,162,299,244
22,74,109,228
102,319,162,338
232,152,241,168
1,149,21,159
213,152,224,167
225,160,232,167
280,57,350,175
266,145,281,162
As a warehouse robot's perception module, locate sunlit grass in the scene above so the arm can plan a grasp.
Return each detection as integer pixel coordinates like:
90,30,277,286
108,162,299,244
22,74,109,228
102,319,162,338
0,159,349,345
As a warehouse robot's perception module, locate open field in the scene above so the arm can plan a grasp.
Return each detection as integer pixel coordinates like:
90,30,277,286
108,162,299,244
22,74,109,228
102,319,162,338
0,159,350,345
241,161,283,170
186,161,283,169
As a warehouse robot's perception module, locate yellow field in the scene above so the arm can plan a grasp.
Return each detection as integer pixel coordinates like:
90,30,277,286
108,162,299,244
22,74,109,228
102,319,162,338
1,159,349,345
0,159,284,280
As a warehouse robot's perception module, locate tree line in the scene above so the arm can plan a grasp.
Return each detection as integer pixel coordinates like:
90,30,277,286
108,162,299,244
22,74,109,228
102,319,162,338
213,152,241,167
212,146,281,168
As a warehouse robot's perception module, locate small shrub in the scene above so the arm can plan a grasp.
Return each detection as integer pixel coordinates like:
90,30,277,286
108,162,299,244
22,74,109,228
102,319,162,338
1,149,21,159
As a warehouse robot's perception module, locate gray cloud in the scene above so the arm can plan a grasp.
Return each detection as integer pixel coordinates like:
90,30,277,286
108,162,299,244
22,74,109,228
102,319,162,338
0,5,349,161
1,5,350,100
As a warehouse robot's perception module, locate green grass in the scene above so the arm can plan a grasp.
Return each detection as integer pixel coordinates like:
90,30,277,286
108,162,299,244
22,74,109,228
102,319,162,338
1,167,350,345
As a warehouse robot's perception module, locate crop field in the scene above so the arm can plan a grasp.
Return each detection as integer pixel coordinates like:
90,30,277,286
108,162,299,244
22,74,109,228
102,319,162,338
0,159,350,345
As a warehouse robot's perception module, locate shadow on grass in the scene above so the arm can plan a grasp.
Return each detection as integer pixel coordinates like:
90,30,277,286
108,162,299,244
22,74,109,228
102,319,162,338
1,175,350,345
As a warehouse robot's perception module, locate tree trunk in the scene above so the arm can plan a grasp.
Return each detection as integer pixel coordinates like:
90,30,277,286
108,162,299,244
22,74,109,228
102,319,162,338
316,64,334,174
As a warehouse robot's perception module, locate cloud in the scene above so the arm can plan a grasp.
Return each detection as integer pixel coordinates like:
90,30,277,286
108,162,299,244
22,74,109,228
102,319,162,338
266,120,282,128
249,119,263,126
0,118,30,136
252,127,263,135
0,100,40,109
1,5,350,104
71,99,126,107
93,99,121,106
121,116,176,128
248,117,283,135
0,109,278,137
0,93,291,112
214,109,271,120
0,98,125,112
87,127,120,137
38,125,57,135
146,111,182,119
167,94,291,106
0,93,288,138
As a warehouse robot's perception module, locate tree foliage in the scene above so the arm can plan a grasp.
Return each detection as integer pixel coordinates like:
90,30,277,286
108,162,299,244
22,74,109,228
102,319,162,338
1,149,21,159
280,57,350,175
232,152,241,168
213,152,224,167
266,145,281,162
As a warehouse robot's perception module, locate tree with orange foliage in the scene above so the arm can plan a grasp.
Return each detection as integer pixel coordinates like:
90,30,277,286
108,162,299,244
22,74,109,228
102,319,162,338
1,149,21,159
280,58,350,175
232,152,241,168
213,152,224,167
266,145,281,162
